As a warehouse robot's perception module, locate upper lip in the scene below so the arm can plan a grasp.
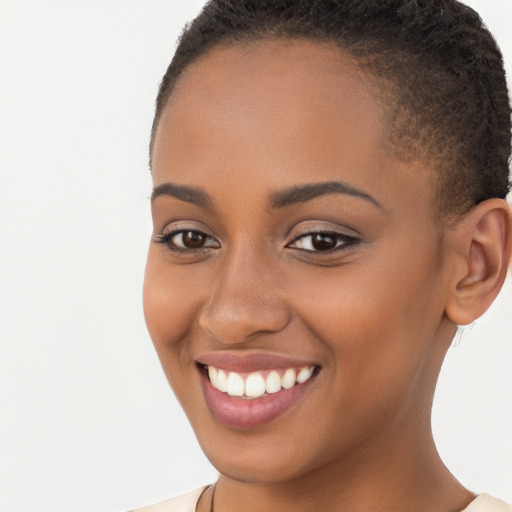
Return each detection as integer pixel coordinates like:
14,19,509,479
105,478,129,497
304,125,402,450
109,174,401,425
196,351,320,373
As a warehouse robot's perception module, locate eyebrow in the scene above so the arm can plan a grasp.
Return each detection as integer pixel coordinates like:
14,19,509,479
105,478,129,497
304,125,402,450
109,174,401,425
151,180,382,211
269,181,382,209
151,183,213,208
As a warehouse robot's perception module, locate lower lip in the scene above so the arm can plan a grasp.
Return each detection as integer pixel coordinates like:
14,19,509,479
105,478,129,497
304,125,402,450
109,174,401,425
199,368,317,429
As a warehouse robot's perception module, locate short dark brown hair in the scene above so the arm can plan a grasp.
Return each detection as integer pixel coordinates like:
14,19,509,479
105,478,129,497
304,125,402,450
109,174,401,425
151,0,511,216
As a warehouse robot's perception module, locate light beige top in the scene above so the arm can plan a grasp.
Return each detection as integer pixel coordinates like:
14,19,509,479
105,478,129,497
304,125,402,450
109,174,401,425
462,494,512,512
132,488,512,512
131,487,208,512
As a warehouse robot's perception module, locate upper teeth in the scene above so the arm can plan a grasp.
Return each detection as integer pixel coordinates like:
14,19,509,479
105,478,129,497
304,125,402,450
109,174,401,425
207,366,315,399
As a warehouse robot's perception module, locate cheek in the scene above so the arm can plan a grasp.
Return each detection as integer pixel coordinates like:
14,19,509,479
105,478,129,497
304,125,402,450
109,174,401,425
143,248,201,362
276,264,441,459
142,248,213,419
290,245,445,397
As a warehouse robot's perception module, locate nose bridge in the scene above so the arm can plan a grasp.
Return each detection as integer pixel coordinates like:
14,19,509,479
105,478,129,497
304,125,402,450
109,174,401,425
199,240,290,344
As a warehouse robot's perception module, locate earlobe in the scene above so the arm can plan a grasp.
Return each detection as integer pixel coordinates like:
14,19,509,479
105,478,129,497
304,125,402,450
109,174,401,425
445,198,512,326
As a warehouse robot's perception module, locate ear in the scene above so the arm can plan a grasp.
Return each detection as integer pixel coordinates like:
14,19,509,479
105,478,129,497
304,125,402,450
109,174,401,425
445,198,512,326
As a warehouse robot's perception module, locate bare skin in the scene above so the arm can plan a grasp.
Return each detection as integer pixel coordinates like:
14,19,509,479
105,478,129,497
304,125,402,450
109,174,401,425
144,40,512,512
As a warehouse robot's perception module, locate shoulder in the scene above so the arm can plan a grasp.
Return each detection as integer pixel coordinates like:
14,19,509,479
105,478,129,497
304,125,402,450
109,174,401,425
462,494,512,512
129,486,209,512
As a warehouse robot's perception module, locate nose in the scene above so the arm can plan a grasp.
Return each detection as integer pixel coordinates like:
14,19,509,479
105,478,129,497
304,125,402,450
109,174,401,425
199,248,291,345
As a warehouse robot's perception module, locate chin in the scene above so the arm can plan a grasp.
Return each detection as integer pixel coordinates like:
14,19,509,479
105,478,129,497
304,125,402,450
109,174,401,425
204,448,313,485
192,417,333,485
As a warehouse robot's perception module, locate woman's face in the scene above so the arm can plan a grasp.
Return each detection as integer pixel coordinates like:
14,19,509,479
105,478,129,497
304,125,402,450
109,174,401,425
144,40,457,483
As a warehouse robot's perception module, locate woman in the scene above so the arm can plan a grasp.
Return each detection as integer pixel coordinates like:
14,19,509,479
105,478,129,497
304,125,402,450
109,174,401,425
138,0,512,510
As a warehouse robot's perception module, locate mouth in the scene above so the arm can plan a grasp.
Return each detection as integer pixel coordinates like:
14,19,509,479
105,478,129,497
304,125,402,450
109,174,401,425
197,358,320,429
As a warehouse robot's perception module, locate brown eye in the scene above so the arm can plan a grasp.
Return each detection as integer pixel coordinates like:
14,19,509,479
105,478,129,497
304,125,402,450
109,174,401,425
155,229,220,252
288,231,358,253
179,231,207,248
170,230,220,250
311,233,337,251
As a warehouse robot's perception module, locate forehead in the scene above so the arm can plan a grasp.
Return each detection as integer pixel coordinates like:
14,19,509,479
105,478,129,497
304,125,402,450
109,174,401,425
155,41,384,170
166,39,379,117
152,39,435,219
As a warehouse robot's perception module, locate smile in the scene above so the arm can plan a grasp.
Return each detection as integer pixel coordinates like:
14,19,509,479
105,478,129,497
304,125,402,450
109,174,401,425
207,365,316,399
197,357,320,429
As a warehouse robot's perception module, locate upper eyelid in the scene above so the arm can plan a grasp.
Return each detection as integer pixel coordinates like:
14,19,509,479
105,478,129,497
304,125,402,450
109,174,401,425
286,218,361,236
159,221,216,237
288,226,360,242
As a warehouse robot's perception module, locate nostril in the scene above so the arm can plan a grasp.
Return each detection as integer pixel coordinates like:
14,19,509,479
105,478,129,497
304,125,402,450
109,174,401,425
199,302,291,345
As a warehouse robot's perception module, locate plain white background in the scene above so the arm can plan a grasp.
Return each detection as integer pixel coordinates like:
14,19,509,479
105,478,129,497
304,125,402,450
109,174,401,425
0,1,511,511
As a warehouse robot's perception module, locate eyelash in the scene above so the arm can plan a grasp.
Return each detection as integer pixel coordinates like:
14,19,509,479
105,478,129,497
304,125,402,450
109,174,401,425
154,230,220,254
154,228,359,255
